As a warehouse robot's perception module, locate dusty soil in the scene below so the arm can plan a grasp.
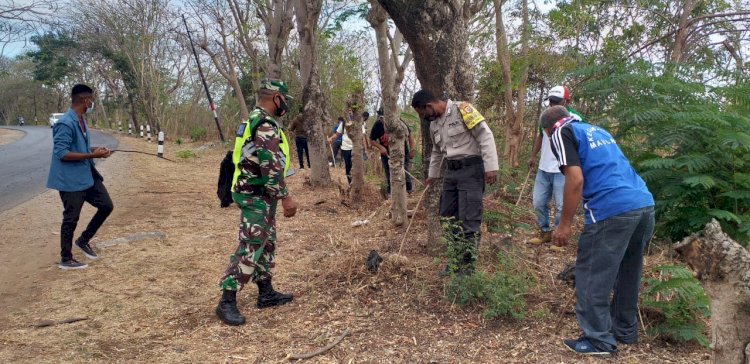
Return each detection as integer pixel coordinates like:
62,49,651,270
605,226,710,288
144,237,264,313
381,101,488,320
0,128,25,146
0,132,709,363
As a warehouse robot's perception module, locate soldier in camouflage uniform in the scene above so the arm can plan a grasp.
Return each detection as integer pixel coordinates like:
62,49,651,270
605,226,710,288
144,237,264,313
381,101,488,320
216,79,298,326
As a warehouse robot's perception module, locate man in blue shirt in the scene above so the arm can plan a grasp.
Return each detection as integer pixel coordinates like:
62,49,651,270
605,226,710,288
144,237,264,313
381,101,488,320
542,105,655,357
47,84,114,270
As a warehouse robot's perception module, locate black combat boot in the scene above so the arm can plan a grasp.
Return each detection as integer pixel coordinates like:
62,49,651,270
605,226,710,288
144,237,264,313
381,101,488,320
256,278,293,308
215,290,246,326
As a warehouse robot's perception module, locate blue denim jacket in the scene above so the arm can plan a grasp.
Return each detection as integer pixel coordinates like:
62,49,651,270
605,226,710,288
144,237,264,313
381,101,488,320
46,108,95,192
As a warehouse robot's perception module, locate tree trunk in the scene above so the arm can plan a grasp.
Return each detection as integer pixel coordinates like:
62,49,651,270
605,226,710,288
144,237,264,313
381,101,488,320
496,0,529,168
367,1,411,226
670,0,697,64
295,0,331,187
348,93,366,199
377,0,478,248
674,219,750,364
263,0,295,80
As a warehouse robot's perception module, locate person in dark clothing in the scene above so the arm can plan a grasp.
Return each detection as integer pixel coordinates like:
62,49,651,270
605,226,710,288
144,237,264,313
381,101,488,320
287,108,310,169
369,110,414,196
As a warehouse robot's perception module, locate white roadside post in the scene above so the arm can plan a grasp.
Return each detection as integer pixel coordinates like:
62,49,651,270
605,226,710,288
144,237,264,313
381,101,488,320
128,123,133,135
118,120,122,133
147,125,152,142
140,125,144,138
157,132,164,158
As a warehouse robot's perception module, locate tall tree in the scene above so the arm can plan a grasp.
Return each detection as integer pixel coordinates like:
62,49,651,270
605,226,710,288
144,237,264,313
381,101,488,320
295,0,331,186
367,0,412,226
347,91,366,199
192,0,251,120
495,0,530,168
376,0,486,246
256,0,295,79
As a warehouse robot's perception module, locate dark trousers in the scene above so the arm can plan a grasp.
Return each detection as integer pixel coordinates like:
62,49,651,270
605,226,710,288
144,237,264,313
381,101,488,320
439,161,485,236
294,136,310,168
330,141,342,166
439,161,485,266
59,178,113,261
575,206,655,352
381,155,413,194
342,149,352,184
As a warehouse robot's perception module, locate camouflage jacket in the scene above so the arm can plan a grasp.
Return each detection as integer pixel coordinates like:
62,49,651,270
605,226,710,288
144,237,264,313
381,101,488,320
231,107,289,199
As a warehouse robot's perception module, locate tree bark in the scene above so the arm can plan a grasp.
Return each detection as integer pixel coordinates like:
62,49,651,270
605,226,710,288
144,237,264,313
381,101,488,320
670,0,697,64
376,0,479,248
367,0,412,226
495,0,529,168
674,219,750,364
295,0,331,187
347,93,366,199
257,0,295,79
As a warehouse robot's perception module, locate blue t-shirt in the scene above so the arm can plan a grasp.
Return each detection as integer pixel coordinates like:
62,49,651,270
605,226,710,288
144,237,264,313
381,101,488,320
550,119,654,224
332,122,343,143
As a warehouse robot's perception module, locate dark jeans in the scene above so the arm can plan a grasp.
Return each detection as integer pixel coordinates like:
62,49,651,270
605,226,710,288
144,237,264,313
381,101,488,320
294,136,310,168
575,206,655,352
329,140,342,166
342,149,352,184
59,177,114,261
381,155,412,194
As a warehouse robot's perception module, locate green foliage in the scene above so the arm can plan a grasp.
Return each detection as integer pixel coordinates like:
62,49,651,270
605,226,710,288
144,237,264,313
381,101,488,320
176,150,196,159
190,127,207,141
175,138,182,145
580,61,750,245
27,32,79,86
642,265,710,347
445,249,534,320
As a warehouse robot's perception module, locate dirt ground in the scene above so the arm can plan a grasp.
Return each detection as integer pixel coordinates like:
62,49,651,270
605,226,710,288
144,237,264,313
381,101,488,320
0,128,24,146
0,132,709,363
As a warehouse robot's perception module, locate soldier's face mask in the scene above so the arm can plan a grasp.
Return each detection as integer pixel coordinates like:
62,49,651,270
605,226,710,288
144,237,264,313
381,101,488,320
274,94,289,117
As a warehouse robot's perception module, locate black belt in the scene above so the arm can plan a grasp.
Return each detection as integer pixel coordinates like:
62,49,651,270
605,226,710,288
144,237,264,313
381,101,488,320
446,156,482,170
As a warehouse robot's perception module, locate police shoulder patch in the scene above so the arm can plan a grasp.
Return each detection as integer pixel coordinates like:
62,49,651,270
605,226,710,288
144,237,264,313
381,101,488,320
457,102,485,129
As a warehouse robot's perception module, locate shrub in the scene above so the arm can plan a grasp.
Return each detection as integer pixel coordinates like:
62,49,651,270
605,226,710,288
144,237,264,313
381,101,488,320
190,127,207,141
580,62,750,245
175,138,182,145
443,217,534,320
642,264,710,347
176,150,196,159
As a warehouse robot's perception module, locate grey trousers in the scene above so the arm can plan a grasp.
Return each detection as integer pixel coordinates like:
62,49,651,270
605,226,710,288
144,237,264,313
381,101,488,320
575,206,655,352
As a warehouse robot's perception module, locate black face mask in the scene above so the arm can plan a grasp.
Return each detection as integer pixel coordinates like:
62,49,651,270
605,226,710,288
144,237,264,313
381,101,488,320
274,95,288,117
424,106,438,122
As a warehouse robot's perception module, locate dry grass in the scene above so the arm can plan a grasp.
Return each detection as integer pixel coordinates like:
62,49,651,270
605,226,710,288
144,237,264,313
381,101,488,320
0,133,709,363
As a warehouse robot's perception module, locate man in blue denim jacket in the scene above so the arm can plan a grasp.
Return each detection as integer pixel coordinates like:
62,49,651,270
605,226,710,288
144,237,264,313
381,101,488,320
542,105,655,357
47,84,113,270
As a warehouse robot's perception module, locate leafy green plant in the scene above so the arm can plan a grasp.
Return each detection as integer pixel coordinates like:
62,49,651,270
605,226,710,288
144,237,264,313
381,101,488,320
579,62,750,245
176,150,195,159
642,265,710,347
190,127,207,141
443,217,533,320
175,138,182,145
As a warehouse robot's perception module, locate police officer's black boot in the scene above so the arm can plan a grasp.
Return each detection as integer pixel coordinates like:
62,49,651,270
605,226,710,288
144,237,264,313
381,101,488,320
216,290,246,326
256,278,293,308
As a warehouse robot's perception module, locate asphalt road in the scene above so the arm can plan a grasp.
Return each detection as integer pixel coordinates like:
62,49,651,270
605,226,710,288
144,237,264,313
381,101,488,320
0,126,118,213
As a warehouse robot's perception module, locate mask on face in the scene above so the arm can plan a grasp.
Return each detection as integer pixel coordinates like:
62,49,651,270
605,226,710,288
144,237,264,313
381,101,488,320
424,107,438,122
274,95,288,117
86,101,95,114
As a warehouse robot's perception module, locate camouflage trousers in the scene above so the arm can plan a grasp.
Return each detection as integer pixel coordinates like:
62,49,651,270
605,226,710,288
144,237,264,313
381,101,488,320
219,192,278,291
